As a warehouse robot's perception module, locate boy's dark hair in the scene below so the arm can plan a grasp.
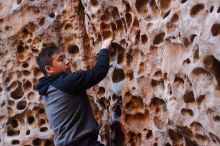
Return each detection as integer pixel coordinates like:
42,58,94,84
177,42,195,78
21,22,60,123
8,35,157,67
37,45,60,76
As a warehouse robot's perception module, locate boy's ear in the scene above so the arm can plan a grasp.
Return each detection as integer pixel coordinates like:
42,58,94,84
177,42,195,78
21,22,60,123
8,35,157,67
45,65,53,74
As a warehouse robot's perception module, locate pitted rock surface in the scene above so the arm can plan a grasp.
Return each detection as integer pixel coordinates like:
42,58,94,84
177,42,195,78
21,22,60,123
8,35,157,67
0,0,220,145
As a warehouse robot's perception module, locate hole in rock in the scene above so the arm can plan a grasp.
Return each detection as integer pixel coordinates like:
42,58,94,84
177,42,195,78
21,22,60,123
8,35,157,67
135,0,148,13
40,127,48,132
28,92,35,100
125,69,133,80
211,23,220,36
193,48,199,61
153,32,165,45
12,139,20,145
38,108,45,114
213,115,220,122
23,80,32,90
17,45,25,54
110,121,125,146
150,0,159,14
181,0,187,3
125,13,132,27
134,29,140,43
10,119,18,128
149,97,166,113
11,81,24,100
154,116,164,129
159,0,171,10
38,119,46,126
190,121,204,133
27,116,35,124
7,81,17,91
153,70,162,79
22,70,31,76
126,96,144,111
171,13,179,23
100,22,110,31
126,51,133,66
22,28,29,38
39,17,45,26
183,91,195,103
168,129,183,144
185,137,198,146
65,23,73,30
17,100,27,110
112,95,122,118
32,138,42,146
151,79,164,90
146,129,152,139
183,58,191,64
98,97,108,109
196,95,205,105
100,15,109,21
141,34,148,44
190,4,204,16
209,132,220,143
210,6,214,13
163,10,170,19
97,87,105,95
7,128,20,136
174,74,184,85
125,113,148,125
26,130,30,135
45,139,53,146
116,19,123,31
195,134,208,142
138,62,145,74
110,22,117,32
90,0,99,6
111,7,120,20
191,67,214,89
190,34,197,43
34,68,43,77
181,108,194,116
111,43,126,64
49,12,55,18
67,45,79,54
129,132,142,146
22,62,29,68
112,68,125,83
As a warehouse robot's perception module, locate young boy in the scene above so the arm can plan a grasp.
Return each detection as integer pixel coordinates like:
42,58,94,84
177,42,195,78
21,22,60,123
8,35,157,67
36,38,112,146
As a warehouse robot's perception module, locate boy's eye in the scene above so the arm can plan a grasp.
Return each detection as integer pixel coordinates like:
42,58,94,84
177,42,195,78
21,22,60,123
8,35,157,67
58,55,66,61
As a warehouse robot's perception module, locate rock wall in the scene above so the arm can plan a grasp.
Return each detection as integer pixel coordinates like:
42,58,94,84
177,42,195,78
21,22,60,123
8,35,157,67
0,0,220,145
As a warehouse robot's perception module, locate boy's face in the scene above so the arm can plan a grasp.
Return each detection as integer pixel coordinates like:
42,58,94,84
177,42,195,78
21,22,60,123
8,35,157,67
45,50,71,75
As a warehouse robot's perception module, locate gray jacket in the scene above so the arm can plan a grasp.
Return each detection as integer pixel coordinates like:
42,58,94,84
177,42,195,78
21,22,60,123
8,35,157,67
36,49,109,146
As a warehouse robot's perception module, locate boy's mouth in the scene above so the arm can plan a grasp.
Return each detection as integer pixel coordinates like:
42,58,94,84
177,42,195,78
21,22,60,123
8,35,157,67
66,67,71,71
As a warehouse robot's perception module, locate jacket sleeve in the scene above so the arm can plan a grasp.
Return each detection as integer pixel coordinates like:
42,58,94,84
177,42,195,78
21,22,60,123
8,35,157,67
51,49,110,94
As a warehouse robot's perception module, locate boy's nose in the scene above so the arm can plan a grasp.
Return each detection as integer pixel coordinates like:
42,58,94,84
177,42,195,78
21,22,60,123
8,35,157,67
65,59,70,66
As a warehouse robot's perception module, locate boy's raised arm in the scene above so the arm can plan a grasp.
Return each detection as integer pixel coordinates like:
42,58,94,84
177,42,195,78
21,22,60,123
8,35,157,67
51,38,112,94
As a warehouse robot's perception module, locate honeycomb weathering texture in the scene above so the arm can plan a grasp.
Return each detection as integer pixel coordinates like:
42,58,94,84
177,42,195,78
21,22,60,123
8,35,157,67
0,0,220,145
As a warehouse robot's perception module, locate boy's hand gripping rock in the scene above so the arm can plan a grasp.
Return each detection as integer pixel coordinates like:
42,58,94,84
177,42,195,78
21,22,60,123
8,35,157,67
101,37,113,49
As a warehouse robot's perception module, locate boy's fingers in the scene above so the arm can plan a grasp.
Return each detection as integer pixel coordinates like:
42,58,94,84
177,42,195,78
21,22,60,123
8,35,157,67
101,37,113,49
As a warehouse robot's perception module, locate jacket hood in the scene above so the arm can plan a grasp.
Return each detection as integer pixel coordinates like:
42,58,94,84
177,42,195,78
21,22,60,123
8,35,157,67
36,73,62,96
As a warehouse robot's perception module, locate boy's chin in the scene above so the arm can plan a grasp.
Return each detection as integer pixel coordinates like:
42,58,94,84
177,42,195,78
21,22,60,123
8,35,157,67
65,70,72,73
